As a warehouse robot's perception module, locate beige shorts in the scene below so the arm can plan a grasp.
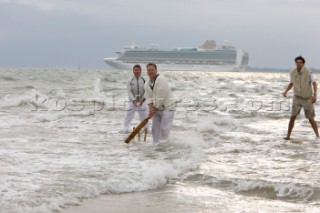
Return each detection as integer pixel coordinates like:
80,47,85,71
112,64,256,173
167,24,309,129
292,95,315,118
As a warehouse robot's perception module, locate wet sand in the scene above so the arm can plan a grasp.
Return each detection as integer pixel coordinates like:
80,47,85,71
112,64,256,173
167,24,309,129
61,183,315,213
62,185,211,213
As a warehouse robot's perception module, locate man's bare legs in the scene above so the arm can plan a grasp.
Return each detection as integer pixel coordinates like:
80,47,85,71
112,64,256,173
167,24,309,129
284,115,296,140
308,117,320,138
284,115,319,140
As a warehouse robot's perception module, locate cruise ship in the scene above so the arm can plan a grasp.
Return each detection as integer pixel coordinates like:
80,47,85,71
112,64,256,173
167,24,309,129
104,40,249,71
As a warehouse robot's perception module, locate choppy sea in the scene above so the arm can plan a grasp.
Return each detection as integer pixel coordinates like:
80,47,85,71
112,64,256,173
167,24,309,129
0,68,319,213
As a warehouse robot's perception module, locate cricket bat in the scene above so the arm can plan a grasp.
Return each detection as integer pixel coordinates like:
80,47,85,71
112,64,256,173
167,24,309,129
124,118,148,144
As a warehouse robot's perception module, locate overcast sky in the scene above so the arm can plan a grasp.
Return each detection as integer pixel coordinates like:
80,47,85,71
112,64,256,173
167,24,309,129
1,0,320,69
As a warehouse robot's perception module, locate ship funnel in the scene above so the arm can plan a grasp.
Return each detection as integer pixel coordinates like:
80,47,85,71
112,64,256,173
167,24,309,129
199,40,216,50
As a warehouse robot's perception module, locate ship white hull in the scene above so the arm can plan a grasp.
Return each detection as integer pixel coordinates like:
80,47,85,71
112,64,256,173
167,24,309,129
104,58,245,72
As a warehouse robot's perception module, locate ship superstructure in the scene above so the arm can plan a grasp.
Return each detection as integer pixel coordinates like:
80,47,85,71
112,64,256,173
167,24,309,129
104,40,249,71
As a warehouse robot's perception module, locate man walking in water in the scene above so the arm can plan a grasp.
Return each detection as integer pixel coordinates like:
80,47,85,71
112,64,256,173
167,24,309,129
283,56,319,140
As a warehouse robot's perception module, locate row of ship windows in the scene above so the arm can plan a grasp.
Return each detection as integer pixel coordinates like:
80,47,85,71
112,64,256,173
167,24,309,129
122,60,237,65
121,56,237,61
122,52,236,59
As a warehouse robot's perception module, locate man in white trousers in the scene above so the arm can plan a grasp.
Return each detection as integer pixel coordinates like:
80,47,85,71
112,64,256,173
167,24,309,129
121,64,149,133
144,63,175,143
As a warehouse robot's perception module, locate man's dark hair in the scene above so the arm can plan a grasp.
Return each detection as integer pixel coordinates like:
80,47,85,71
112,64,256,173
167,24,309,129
133,64,141,70
146,63,157,69
295,55,305,64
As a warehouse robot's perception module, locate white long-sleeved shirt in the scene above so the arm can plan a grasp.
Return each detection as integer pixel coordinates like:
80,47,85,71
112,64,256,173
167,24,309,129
144,75,175,110
126,76,146,101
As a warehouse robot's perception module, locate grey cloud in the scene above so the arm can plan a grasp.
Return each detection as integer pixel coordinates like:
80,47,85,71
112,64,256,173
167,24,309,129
1,0,320,68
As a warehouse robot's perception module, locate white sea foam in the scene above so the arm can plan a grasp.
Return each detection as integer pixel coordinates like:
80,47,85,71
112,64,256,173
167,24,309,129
0,69,319,213
234,179,315,201
0,116,27,128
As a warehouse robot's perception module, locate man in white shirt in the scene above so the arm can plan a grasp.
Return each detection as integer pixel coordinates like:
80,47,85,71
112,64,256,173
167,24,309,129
145,63,175,143
282,56,319,140
121,64,148,133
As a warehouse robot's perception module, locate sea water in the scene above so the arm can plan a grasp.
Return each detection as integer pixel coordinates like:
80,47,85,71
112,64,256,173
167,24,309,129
0,68,319,213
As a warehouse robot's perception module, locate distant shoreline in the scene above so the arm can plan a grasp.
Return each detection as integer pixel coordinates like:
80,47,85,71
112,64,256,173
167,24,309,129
0,67,319,73
246,67,320,73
